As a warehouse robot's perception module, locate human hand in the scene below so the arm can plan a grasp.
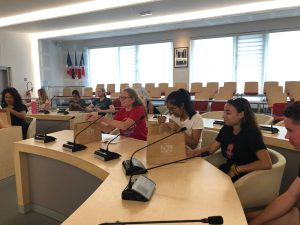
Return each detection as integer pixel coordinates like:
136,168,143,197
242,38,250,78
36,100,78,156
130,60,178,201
157,115,166,124
168,119,180,131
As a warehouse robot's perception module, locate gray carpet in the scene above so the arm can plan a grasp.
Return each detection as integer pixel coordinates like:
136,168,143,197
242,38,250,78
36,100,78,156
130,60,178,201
0,176,60,225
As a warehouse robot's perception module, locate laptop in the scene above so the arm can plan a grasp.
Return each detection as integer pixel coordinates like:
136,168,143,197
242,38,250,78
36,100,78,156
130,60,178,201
146,123,186,166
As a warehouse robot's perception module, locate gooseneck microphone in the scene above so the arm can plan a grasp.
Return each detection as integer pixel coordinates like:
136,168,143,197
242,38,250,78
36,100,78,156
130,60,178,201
122,127,187,176
62,115,103,152
99,216,223,224
34,116,75,143
94,115,145,161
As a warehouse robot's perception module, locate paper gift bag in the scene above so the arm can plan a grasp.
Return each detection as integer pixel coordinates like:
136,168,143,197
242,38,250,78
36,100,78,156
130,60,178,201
73,121,103,144
146,123,186,166
0,112,11,126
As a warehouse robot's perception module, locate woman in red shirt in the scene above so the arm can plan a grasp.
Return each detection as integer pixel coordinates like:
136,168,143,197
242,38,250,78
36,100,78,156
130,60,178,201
90,87,147,141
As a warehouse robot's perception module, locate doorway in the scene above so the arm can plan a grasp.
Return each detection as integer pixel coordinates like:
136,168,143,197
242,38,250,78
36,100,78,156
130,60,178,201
0,67,12,99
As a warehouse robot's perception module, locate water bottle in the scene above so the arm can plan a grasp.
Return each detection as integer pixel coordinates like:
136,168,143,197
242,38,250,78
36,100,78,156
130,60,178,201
31,100,37,114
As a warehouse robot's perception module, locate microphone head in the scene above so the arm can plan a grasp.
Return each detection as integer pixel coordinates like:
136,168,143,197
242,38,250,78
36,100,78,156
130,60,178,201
180,127,187,132
208,216,223,224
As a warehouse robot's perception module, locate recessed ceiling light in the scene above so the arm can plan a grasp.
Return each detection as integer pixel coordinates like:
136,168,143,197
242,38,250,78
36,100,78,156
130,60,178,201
139,11,152,16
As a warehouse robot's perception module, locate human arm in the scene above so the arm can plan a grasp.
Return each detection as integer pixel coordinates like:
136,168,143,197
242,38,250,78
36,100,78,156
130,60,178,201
184,128,202,149
2,107,26,120
248,177,300,225
96,104,115,114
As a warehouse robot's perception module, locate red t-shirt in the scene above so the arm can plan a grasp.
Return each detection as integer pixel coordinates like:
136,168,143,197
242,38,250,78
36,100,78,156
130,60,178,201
113,105,147,141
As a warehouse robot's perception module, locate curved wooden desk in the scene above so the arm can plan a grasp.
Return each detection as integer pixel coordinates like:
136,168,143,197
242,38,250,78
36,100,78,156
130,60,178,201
14,130,247,225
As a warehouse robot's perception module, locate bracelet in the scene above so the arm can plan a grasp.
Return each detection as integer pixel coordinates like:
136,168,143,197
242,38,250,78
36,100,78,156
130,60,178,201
230,164,240,176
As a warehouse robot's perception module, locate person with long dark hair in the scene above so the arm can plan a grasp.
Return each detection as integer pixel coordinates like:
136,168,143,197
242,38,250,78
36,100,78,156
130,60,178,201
158,88,203,150
88,87,147,140
198,98,272,182
0,87,28,139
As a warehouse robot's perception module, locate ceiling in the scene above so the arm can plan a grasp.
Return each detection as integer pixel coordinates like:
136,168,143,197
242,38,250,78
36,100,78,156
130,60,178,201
1,0,300,40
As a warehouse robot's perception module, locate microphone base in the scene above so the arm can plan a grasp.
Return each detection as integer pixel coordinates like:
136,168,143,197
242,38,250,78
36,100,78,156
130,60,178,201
94,148,121,161
62,142,86,152
34,134,56,143
122,158,147,176
122,175,156,202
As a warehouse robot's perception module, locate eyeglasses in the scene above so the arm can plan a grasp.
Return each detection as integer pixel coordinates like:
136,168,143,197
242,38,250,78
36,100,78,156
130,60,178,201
119,96,132,100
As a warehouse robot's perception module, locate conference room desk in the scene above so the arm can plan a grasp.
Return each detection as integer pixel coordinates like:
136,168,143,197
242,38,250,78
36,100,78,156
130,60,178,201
27,111,96,134
0,126,22,180
203,118,300,194
14,130,247,225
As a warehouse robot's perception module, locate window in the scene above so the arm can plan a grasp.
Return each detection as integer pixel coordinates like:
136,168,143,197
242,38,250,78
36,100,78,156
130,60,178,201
266,30,300,86
191,34,266,94
190,37,234,86
89,42,172,90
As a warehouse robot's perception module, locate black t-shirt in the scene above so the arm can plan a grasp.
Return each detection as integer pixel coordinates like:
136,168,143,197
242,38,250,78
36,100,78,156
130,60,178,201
216,125,266,165
92,98,112,116
1,103,28,139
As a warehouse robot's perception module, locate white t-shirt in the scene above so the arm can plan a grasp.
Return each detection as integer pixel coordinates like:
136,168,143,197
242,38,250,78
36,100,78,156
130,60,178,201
170,112,204,150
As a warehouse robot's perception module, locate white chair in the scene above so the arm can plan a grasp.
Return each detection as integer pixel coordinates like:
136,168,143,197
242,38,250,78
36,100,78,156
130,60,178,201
201,111,223,120
255,113,274,125
206,148,286,209
201,129,219,148
25,116,37,139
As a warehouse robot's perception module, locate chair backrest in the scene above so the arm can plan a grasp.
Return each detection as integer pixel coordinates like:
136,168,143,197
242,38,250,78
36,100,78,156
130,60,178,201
255,113,274,125
195,89,212,100
63,87,71,96
83,87,93,96
132,83,142,89
234,149,286,209
201,111,224,119
210,102,226,111
107,84,115,94
263,81,279,94
110,92,120,98
120,83,129,92
158,83,169,94
284,81,300,95
201,129,219,148
174,82,188,90
272,103,288,121
224,82,237,94
25,116,37,139
145,83,155,93
206,82,219,94
165,87,177,98
190,82,202,95
149,87,161,98
244,82,258,95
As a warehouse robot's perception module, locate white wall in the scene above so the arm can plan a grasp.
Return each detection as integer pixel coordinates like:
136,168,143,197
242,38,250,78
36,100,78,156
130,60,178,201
0,32,36,97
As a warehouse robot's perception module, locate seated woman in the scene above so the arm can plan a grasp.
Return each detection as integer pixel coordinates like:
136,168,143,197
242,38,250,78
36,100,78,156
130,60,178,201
158,88,203,150
88,87,147,141
197,98,272,182
86,87,115,116
69,90,86,111
0,87,28,139
37,88,50,112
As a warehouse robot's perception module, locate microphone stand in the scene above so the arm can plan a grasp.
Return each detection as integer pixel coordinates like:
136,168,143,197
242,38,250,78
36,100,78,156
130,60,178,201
34,116,75,143
94,133,121,161
62,115,103,152
99,216,223,225
94,115,146,161
122,127,187,176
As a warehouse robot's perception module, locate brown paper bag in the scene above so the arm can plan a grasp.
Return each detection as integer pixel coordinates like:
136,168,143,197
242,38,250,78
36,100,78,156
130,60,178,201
146,123,186,166
0,112,11,126
73,121,103,144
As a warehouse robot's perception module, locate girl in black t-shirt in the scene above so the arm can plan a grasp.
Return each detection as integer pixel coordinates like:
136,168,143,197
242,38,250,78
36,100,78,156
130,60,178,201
200,98,272,182
0,87,28,139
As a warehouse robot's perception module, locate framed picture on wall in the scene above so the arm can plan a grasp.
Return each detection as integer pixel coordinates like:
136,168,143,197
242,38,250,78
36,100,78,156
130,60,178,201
174,47,188,68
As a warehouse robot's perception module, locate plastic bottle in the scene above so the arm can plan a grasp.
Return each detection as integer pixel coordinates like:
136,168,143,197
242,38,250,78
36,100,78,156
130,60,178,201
31,100,37,114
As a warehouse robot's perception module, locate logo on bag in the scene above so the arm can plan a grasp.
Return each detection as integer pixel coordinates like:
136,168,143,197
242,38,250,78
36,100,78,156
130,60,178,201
160,143,173,153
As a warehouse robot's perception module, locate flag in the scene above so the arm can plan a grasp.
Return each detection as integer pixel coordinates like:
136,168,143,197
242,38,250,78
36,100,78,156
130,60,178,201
74,51,80,79
66,51,74,78
79,52,85,77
